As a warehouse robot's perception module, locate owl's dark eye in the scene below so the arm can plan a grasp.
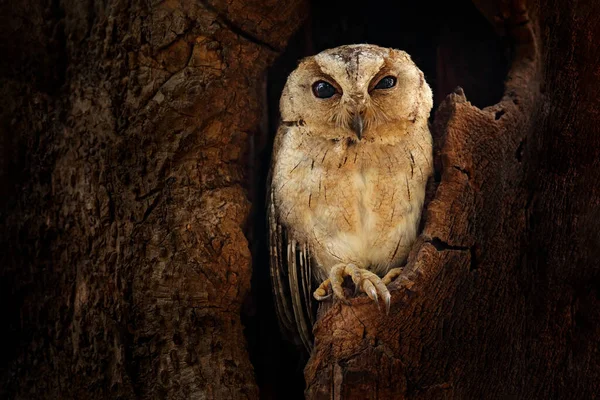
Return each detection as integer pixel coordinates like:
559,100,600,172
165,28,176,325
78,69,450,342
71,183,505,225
312,81,336,98
374,76,397,90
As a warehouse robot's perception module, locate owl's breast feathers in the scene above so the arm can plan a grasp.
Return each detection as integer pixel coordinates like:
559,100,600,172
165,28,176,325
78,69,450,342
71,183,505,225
272,125,432,278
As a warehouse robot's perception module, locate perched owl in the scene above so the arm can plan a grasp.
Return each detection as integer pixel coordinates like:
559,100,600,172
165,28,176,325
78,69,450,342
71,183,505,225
268,44,433,350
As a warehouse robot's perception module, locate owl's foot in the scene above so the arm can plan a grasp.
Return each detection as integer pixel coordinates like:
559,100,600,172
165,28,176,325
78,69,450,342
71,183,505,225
313,264,402,314
382,267,403,285
313,263,362,303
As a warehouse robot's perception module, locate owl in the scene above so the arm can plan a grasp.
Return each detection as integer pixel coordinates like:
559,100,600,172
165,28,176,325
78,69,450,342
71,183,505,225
267,44,433,350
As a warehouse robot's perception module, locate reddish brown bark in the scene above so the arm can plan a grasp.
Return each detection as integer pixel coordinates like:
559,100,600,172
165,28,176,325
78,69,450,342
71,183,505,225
0,0,305,398
2,0,599,399
305,0,600,398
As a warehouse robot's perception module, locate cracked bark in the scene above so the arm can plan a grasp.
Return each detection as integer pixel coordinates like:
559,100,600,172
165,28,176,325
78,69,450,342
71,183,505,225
305,0,600,398
0,0,305,399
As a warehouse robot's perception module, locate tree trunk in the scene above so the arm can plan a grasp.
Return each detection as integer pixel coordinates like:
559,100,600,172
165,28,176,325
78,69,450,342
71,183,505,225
2,0,599,399
305,0,600,398
0,0,305,399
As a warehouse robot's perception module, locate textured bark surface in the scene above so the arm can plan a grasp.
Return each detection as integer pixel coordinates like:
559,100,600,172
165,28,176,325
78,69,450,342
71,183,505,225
305,0,600,398
2,0,599,399
0,0,305,399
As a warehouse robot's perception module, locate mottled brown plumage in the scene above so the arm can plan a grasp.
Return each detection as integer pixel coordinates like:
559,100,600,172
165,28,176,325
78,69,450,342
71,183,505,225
268,44,433,350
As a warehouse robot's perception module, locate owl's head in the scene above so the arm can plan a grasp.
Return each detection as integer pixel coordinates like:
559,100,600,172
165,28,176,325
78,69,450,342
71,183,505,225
280,44,433,143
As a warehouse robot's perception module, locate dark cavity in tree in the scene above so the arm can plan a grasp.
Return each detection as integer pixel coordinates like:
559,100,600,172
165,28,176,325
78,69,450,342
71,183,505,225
245,1,508,398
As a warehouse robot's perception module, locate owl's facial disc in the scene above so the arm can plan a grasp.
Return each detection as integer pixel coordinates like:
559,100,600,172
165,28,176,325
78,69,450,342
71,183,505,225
280,44,432,144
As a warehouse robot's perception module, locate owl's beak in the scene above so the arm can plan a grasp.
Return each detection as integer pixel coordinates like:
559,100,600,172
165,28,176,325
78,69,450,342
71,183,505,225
350,113,364,140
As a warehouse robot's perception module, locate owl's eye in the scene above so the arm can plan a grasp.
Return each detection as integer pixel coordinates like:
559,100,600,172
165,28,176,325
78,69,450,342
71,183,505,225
312,81,336,98
374,76,397,90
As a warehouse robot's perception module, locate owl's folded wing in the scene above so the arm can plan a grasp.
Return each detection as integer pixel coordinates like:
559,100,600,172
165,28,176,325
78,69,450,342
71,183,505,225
268,187,315,352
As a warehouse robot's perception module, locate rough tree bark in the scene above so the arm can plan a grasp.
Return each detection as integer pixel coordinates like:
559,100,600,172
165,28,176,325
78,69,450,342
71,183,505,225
2,0,599,399
305,0,600,399
0,0,305,399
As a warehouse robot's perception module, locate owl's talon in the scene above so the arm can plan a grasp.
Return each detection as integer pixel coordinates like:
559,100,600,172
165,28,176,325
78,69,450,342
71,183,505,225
314,291,332,301
313,278,332,301
358,269,393,312
382,267,403,285
329,265,347,300
362,279,377,301
315,293,332,301
316,264,398,312
368,286,378,303
370,289,380,311
383,291,391,315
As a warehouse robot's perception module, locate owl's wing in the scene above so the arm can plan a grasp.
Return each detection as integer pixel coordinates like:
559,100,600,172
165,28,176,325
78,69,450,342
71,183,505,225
267,188,315,352
266,128,315,352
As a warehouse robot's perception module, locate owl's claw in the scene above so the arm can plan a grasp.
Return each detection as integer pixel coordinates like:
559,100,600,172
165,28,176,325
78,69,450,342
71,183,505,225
381,267,402,314
359,269,392,313
382,291,391,315
382,267,403,285
361,278,379,309
331,263,362,302
313,279,332,301
316,293,332,301
313,264,402,314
